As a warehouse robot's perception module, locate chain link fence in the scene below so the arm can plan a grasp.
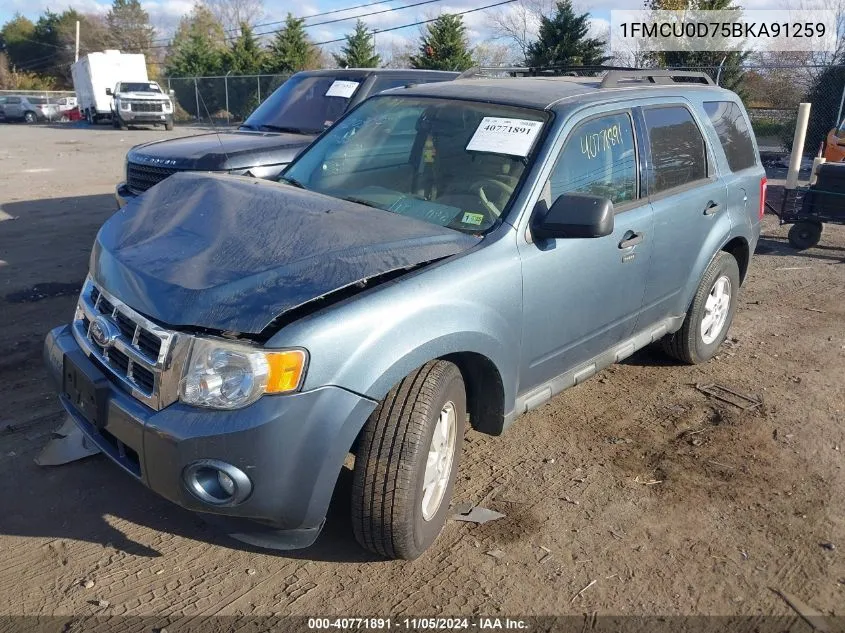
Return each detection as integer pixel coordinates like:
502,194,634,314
163,74,290,125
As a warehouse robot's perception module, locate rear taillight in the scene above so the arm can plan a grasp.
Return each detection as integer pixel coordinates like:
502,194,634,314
759,176,767,220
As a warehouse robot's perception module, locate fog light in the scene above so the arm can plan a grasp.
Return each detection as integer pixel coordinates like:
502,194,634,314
217,470,235,496
183,459,252,506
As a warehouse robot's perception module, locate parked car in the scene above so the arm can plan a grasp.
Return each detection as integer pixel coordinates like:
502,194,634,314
0,96,7,121
45,70,765,559
2,95,60,123
114,68,459,208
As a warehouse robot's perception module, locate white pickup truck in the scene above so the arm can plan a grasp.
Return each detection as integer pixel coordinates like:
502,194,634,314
108,81,174,130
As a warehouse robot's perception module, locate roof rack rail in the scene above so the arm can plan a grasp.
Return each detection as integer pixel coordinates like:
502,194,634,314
463,65,637,78
600,70,714,87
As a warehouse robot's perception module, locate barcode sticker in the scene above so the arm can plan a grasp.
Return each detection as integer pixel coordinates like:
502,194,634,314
325,80,360,98
466,117,543,157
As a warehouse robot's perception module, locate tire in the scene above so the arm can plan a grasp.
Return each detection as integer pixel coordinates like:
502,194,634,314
352,360,466,560
85,109,92,125
662,251,740,365
60,114,69,123
23,111,36,124
164,119,174,131
788,221,822,250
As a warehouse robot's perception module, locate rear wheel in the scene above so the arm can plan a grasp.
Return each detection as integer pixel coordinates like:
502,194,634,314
662,251,740,364
352,360,465,560
788,221,822,250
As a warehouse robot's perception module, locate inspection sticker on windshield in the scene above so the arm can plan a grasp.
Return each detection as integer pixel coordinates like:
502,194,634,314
325,80,359,98
461,212,484,225
466,117,542,157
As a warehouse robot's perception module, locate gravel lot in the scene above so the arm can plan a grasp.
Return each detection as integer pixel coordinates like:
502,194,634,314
0,123,843,623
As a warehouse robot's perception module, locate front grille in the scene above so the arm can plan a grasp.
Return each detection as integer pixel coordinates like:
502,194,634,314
126,162,183,193
72,279,188,410
130,101,165,113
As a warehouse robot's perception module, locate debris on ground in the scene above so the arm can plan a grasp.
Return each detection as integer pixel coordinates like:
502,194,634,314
451,505,505,525
246,568,257,575
819,542,835,551
486,549,506,560
80,579,94,589
560,496,580,505
696,383,762,411
770,589,831,632
607,437,633,445
633,476,663,485
570,579,597,604
89,599,110,608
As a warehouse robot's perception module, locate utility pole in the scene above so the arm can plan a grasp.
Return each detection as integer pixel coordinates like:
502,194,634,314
74,20,80,62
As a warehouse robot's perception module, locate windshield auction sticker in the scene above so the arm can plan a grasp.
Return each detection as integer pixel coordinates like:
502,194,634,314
325,80,360,98
610,9,836,53
466,118,542,157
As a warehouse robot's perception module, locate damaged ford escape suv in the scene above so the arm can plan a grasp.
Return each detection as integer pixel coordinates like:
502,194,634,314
44,70,765,559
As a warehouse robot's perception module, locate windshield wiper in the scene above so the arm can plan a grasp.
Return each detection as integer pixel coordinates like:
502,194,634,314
278,175,306,189
340,196,384,210
258,124,312,134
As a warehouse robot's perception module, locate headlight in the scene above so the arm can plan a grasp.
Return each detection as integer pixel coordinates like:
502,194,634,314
163,101,173,111
120,101,131,111
180,338,307,410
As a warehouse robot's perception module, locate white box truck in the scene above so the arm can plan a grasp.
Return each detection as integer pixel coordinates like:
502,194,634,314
71,50,173,129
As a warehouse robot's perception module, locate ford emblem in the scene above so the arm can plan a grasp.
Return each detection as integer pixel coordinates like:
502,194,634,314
90,315,121,348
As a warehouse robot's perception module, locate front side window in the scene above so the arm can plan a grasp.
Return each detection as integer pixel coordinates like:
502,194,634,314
644,106,708,194
703,101,757,172
546,112,638,206
281,96,548,234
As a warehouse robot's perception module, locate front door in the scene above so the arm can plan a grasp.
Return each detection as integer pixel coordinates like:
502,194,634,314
518,109,654,393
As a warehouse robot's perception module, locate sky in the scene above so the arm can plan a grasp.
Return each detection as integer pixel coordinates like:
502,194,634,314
0,0,813,61
0,0,632,59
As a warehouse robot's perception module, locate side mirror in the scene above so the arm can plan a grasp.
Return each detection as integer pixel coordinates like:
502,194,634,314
105,88,113,96
532,193,614,240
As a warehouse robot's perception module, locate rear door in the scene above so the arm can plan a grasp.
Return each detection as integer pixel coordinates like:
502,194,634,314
636,102,730,326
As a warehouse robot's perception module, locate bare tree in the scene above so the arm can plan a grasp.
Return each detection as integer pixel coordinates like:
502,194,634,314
487,0,555,62
379,40,416,68
473,42,517,67
206,0,266,33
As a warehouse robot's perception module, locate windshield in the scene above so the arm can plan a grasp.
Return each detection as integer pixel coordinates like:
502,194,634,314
242,74,364,135
280,96,547,234
120,82,161,93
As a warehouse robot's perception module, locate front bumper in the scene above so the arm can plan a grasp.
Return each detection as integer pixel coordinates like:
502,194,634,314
44,325,377,549
114,182,136,209
118,110,172,124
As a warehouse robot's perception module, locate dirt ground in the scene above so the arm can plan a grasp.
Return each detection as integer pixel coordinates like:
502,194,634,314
0,123,843,623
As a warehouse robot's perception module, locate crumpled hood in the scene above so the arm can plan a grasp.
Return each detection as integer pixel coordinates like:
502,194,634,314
127,131,315,171
91,172,477,334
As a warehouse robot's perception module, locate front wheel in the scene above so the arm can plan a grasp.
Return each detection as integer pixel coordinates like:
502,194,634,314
164,119,174,131
662,251,740,364
352,360,466,560
788,221,822,250
23,111,36,124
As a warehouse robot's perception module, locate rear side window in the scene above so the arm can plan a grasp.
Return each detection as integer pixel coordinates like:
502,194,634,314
7,97,20,104
703,101,757,172
643,106,707,194
548,112,638,206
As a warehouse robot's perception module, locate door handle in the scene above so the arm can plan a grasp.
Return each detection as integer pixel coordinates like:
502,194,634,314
618,231,644,249
703,201,721,215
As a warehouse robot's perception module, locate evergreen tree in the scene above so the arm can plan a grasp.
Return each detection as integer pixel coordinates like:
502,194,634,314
164,4,227,77
106,0,155,53
265,14,318,73
226,22,265,74
409,14,474,71
333,20,380,68
525,0,609,68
